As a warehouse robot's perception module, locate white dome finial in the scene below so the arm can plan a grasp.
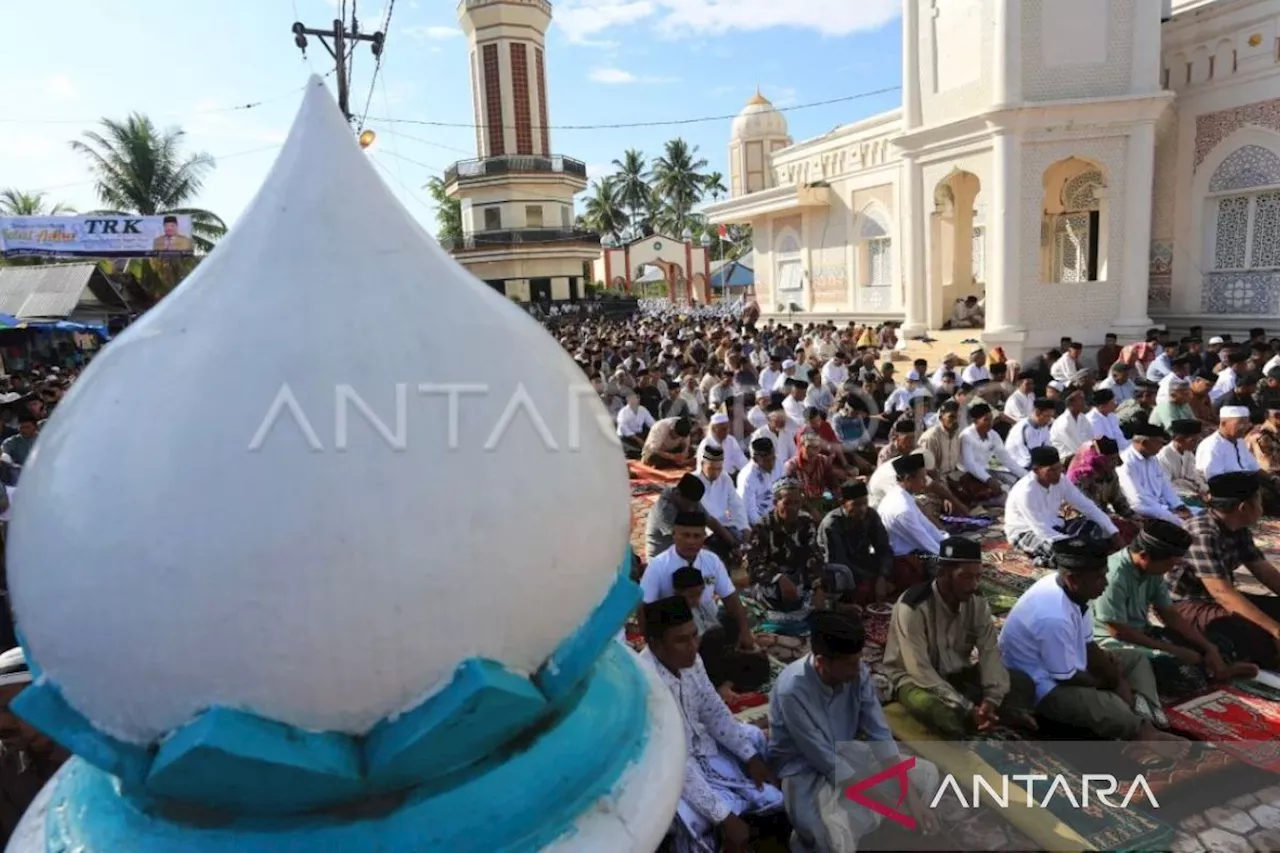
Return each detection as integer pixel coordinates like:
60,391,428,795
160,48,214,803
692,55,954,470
9,73,631,745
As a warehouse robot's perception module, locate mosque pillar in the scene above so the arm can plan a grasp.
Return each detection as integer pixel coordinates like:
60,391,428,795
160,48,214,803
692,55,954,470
901,154,927,336
1116,120,1156,333
985,129,1024,336
902,0,921,130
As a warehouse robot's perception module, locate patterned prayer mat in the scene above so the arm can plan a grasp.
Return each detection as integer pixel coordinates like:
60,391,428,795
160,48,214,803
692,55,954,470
1165,688,1280,772
970,733,1175,852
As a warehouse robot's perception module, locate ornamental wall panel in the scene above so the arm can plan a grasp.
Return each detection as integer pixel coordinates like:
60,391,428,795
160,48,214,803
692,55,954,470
1021,0,1136,102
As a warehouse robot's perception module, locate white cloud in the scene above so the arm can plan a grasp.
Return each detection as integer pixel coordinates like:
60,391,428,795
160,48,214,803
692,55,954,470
586,163,617,181
589,66,679,84
406,25,462,40
554,0,899,41
43,74,77,101
765,85,800,107
555,1,656,42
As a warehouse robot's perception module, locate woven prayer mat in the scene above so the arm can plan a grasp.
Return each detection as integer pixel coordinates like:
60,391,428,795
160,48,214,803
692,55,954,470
982,540,1044,580
977,582,1019,615
626,460,688,484
979,564,1036,595
1165,688,1280,772
970,732,1175,851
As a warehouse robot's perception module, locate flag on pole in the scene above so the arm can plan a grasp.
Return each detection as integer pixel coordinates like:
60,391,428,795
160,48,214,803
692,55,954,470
717,224,728,238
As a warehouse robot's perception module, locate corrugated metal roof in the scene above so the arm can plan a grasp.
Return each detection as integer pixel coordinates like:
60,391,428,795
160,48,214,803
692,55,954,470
0,263,126,319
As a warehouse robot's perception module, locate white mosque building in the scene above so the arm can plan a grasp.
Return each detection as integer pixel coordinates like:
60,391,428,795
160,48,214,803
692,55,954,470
705,0,1280,357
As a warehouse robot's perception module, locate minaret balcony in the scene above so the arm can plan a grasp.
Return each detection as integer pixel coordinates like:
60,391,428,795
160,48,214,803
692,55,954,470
440,226,600,253
443,155,588,193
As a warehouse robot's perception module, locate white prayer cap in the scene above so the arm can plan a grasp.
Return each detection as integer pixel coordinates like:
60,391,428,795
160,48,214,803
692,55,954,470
1220,405,1251,419
782,359,797,369
1049,380,1067,392
0,647,30,688
709,413,730,425
1209,336,1225,345
907,370,922,381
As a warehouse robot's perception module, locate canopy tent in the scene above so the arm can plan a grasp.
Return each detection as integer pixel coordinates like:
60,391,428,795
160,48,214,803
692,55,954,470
709,250,754,289
0,263,131,325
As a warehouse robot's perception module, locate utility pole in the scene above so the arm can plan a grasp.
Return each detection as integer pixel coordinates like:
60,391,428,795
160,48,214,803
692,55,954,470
291,17,385,121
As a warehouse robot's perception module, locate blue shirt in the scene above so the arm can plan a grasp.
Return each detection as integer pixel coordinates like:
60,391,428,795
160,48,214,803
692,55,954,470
768,656,898,785
998,574,1092,704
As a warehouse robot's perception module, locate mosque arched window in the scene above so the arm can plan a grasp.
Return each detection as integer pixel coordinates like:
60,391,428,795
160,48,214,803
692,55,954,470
1207,145,1280,272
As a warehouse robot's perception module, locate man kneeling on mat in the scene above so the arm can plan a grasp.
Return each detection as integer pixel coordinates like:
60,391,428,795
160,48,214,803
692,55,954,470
1093,519,1258,697
882,537,1037,737
999,538,1190,746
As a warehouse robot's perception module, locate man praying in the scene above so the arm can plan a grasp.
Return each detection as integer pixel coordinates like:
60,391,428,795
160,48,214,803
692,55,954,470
878,453,946,588
1117,423,1191,524
770,612,941,851
1168,472,1280,668
1004,397,1056,470
818,482,894,607
697,445,750,560
1050,386,1093,463
1000,538,1189,743
698,412,748,478
883,537,1035,736
958,402,1027,490
1092,521,1256,697
737,437,784,527
1085,389,1130,451
745,479,827,628
1005,446,1122,563
641,596,782,853
642,415,696,469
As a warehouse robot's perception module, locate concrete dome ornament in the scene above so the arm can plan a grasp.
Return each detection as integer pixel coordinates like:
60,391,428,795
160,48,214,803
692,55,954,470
7,76,684,851
731,88,789,142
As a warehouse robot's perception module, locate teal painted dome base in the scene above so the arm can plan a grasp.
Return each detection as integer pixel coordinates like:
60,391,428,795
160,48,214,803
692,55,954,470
24,643,650,853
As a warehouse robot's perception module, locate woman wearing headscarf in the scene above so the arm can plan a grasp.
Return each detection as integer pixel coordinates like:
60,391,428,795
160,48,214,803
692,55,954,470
1066,437,1139,543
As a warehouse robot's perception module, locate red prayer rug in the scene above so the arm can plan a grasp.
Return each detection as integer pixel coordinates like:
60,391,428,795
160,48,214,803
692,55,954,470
626,460,688,484
1165,688,1280,772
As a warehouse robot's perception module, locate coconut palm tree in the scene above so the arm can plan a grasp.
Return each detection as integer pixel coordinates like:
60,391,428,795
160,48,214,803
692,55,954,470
611,149,650,233
703,171,727,202
69,113,225,252
649,138,709,234
581,177,628,240
0,189,75,216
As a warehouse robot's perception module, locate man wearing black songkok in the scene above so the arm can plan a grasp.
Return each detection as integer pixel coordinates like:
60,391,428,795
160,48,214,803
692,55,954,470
1094,519,1257,697
817,482,895,607
1169,472,1280,667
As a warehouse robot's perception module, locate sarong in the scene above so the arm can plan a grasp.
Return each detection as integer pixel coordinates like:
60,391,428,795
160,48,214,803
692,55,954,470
672,723,784,853
781,743,940,853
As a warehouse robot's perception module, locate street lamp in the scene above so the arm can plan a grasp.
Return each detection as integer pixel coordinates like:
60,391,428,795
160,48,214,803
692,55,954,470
681,226,693,243
699,232,712,249
358,130,377,149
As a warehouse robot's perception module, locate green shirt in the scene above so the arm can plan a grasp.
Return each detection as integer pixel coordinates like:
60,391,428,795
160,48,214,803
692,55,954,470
1091,551,1173,639
1149,400,1194,431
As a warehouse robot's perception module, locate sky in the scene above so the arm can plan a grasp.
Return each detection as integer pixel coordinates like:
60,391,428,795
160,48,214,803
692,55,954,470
0,0,904,234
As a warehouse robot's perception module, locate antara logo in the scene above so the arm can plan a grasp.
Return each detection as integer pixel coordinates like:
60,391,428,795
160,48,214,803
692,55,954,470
843,756,1158,829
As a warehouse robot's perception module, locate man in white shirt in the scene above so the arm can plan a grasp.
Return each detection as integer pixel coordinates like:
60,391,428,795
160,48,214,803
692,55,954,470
1146,346,1175,384
1095,362,1136,404
640,596,782,853
737,437,785,526
747,392,773,431
1210,351,1248,405
999,539,1183,743
1004,372,1038,421
1050,342,1083,385
698,445,750,548
1005,397,1056,470
1159,419,1208,501
958,403,1027,491
759,355,784,397
1005,445,1122,564
820,353,849,389
616,391,656,457
773,359,798,391
1085,389,1130,452
931,354,964,391
698,413,748,477
1117,423,1192,525
1197,404,1260,480
1050,387,1093,463
1154,356,1192,403
960,349,991,386
782,379,810,428
750,403,798,469
640,508,756,652
884,371,927,416
879,453,947,559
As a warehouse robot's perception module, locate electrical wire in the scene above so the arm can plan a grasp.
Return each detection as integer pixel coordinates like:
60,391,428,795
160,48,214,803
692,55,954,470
365,85,902,132
356,0,396,133
368,125,473,156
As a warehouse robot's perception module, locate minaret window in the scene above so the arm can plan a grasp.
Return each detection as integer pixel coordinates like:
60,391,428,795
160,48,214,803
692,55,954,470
510,43,534,155
526,205,544,228
535,48,551,155
482,44,505,157
484,207,502,231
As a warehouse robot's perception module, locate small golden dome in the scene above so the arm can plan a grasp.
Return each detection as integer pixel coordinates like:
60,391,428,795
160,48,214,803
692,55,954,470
747,88,771,106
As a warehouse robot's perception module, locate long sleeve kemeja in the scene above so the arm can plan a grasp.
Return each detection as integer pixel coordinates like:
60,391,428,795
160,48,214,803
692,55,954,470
769,658,898,785
1116,446,1185,523
878,485,946,556
958,425,1028,483
1004,474,1119,544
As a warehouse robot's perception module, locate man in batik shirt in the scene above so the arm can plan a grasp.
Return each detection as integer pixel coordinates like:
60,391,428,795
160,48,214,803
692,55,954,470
745,478,827,630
